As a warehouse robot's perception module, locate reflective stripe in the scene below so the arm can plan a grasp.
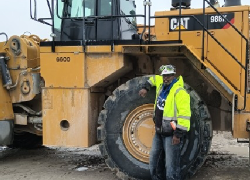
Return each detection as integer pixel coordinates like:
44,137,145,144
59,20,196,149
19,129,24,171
156,84,163,99
177,116,191,120
148,76,156,87
147,79,153,86
163,117,177,121
177,124,188,131
173,87,183,121
174,87,184,96
174,101,177,119
174,87,189,131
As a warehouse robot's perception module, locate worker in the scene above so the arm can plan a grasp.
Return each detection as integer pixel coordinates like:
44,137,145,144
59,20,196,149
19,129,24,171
139,64,191,180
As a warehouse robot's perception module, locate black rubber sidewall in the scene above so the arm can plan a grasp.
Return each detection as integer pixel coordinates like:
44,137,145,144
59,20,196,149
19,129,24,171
105,79,155,179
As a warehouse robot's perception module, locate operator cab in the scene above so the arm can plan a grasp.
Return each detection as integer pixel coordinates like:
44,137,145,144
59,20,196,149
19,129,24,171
54,0,137,41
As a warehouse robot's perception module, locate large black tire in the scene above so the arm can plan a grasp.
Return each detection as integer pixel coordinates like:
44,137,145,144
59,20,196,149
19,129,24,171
98,76,212,180
9,132,42,149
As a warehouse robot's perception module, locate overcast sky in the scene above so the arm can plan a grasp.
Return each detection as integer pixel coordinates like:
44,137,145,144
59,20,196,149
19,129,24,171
0,0,250,41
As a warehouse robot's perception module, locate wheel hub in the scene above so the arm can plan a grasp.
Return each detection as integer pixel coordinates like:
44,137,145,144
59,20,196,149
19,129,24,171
123,104,155,163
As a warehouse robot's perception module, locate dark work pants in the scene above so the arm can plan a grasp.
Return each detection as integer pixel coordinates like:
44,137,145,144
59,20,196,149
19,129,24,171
149,133,182,180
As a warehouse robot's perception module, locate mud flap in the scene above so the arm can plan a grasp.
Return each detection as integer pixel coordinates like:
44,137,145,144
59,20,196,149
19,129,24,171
0,120,14,145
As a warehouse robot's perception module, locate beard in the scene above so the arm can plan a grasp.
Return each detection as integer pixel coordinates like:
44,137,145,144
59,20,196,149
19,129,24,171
163,79,173,86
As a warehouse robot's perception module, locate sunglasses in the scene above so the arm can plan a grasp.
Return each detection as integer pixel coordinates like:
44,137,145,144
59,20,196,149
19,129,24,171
162,74,175,78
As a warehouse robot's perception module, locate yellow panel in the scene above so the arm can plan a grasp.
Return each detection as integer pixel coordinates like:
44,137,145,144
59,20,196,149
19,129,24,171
86,46,112,53
206,12,243,91
155,7,249,97
155,5,250,17
40,52,85,88
233,113,250,139
40,45,123,53
155,18,169,40
86,52,132,86
155,9,209,63
244,95,250,111
40,46,83,53
43,88,91,147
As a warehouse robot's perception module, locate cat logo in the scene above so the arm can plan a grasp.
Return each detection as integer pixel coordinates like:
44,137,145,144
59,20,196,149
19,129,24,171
170,17,190,31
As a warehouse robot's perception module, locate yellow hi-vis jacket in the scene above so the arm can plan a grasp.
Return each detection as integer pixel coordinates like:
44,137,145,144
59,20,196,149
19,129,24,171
148,75,191,132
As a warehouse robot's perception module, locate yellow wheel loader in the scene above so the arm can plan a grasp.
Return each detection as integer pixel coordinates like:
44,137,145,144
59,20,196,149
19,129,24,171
0,0,249,179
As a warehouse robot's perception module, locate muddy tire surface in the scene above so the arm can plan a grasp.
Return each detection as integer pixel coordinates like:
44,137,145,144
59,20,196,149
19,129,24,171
98,76,213,180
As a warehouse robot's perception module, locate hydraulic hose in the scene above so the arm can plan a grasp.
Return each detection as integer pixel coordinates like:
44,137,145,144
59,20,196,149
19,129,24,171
0,56,12,88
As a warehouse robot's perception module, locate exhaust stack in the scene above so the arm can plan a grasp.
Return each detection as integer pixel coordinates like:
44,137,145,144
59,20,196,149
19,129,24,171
224,0,241,7
172,0,191,8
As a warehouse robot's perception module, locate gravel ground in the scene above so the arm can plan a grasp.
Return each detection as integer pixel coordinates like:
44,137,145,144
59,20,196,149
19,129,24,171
193,131,250,180
0,145,117,180
0,131,249,180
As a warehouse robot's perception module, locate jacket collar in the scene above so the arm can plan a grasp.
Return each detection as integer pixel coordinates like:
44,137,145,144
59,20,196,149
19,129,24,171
174,76,184,88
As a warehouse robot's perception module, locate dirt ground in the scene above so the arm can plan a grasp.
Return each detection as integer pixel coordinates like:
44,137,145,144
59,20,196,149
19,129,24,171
0,131,249,180
192,131,250,180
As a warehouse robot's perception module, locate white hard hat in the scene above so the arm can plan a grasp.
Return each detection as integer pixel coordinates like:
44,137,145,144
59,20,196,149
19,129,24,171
159,65,176,75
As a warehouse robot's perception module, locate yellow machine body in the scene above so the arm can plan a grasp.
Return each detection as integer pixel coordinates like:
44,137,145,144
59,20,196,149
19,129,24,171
153,6,250,138
1,2,250,179
40,46,132,146
33,5,250,146
0,5,250,148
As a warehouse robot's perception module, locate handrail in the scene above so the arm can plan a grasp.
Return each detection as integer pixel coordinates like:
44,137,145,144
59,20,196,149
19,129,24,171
205,0,248,42
47,0,53,18
150,12,248,109
204,0,249,110
150,14,245,68
148,0,151,41
55,0,146,43
51,0,55,52
30,0,249,109
149,0,249,110
192,16,246,69
111,0,114,52
202,0,206,61
140,1,147,40
29,0,37,20
178,0,182,41
30,0,53,26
